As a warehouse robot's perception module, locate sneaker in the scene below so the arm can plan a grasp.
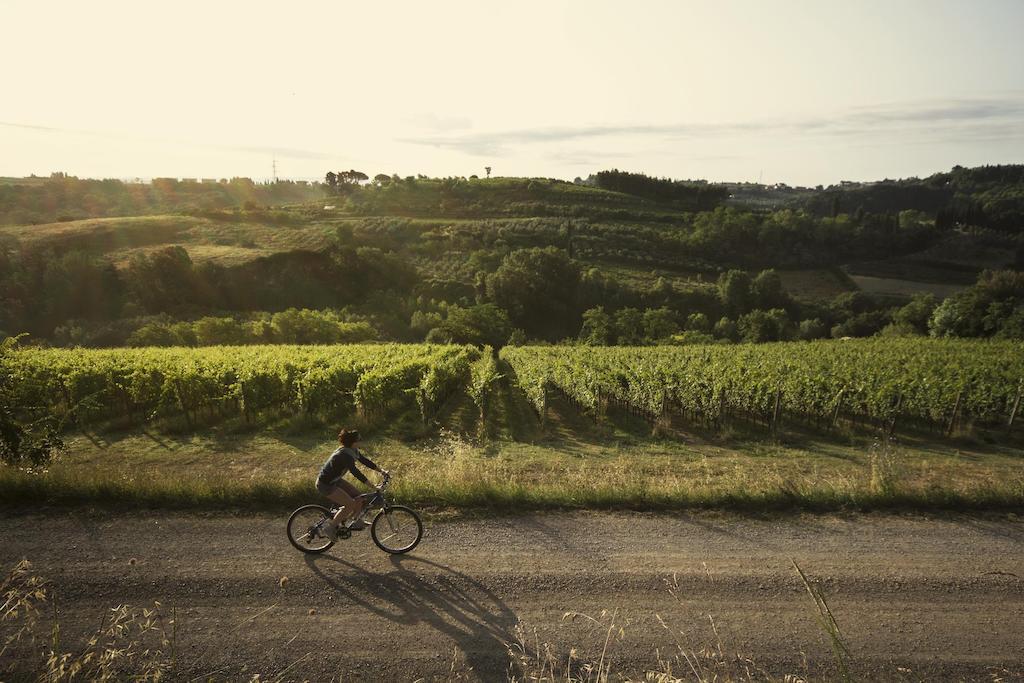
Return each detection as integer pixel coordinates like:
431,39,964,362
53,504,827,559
321,520,339,540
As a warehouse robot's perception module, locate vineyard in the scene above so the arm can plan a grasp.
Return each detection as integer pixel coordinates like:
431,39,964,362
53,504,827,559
502,339,1024,436
4,339,1024,440
3,344,479,429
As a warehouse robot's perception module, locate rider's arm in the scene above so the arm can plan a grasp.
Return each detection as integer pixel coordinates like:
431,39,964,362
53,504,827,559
356,450,383,473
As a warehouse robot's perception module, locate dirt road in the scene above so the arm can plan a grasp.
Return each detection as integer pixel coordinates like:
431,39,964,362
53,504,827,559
2,511,1022,681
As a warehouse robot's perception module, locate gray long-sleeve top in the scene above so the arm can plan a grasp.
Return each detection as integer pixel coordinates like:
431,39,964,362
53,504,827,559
317,446,380,485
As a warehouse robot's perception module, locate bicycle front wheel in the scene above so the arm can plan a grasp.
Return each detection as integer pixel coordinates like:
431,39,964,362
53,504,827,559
371,505,423,554
287,504,336,553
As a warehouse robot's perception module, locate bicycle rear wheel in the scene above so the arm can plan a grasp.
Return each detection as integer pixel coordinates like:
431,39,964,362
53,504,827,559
370,505,423,554
287,504,336,553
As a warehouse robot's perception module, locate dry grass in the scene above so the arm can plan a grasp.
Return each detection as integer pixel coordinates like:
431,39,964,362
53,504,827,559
0,213,336,267
1,427,1022,512
1,560,175,681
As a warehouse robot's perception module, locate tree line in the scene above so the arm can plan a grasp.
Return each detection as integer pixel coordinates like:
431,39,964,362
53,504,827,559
0,173,323,225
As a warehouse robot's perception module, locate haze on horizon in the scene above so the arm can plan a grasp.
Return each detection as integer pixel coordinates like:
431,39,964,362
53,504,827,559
2,0,1023,187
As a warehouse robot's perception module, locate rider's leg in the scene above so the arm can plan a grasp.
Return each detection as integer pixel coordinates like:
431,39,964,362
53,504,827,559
325,480,365,525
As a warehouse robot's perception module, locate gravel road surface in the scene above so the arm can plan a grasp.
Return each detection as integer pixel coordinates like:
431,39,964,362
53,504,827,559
2,512,1022,681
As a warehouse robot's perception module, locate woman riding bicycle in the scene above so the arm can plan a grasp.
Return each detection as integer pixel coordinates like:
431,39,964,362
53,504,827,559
316,428,387,540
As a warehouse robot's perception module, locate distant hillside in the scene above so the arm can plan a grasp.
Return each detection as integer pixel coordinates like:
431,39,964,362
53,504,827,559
801,164,1024,235
0,174,324,225
1,166,1021,347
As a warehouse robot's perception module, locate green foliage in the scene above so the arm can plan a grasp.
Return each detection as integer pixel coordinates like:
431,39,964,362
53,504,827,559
194,317,249,346
592,169,728,208
641,307,680,342
685,313,711,333
0,337,63,467
929,270,1024,339
128,322,190,347
831,310,891,339
751,269,791,310
717,269,754,315
737,309,791,343
502,338,1024,429
579,307,614,345
713,316,739,342
427,304,512,348
486,247,581,340
270,309,377,344
0,174,323,226
613,308,645,345
797,318,829,341
893,293,938,335
6,344,474,428
468,348,502,427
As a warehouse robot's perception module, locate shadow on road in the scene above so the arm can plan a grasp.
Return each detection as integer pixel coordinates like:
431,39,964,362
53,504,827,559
303,552,518,679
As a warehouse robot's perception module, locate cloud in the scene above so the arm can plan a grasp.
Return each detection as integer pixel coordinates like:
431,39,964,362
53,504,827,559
542,148,635,167
0,121,63,132
399,95,1024,156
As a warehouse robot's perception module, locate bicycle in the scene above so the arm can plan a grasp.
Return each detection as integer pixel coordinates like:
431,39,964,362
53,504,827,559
286,472,423,554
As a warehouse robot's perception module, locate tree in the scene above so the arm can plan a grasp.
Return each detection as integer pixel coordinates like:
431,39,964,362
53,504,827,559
486,247,581,340
127,322,184,347
737,309,791,343
329,169,369,195
928,270,1024,338
892,293,937,335
373,173,391,185
685,313,711,333
751,269,790,310
194,316,250,345
717,269,754,315
643,307,680,342
613,308,645,345
430,304,512,348
797,318,828,340
579,307,614,345
485,166,492,178
124,246,200,314
713,316,738,342
831,310,891,338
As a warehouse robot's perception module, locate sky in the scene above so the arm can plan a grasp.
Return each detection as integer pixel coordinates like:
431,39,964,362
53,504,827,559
2,0,1023,186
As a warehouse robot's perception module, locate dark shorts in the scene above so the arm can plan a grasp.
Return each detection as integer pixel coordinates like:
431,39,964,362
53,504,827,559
316,477,359,498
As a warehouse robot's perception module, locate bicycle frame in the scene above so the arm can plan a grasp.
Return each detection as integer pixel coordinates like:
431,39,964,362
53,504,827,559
356,473,393,517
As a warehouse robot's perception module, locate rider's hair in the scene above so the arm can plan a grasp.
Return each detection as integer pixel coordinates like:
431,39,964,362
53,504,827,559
338,428,360,447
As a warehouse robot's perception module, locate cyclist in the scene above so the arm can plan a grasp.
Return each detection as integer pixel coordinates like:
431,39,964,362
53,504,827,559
316,428,387,539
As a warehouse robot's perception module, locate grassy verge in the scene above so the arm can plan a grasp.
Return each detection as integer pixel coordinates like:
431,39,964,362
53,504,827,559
2,423,1022,513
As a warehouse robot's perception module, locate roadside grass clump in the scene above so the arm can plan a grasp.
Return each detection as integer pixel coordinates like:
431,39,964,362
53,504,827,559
792,560,851,683
1,560,175,681
868,438,903,497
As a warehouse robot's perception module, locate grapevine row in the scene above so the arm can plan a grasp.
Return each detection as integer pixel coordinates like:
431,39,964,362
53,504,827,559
501,339,1024,432
4,344,478,428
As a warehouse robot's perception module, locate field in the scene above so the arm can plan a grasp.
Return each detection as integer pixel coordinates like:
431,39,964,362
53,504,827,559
3,338,1023,513
0,214,337,267
846,273,967,299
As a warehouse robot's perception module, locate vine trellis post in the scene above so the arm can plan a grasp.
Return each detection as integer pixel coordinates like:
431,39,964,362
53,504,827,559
946,388,964,437
1007,380,1023,430
770,389,783,438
